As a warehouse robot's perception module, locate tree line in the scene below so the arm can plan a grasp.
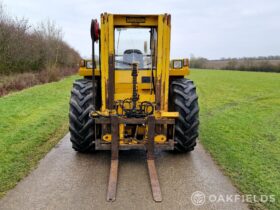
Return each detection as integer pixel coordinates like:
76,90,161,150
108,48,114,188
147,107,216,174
190,56,280,73
0,3,80,75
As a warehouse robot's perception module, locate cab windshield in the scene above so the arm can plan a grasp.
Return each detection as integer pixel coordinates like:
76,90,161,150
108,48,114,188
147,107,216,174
114,27,157,70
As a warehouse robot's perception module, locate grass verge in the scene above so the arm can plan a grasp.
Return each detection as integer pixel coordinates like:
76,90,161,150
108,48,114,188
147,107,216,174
0,75,78,197
189,69,280,210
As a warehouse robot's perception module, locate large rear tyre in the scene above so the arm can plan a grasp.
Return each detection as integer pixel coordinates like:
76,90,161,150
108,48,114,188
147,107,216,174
170,78,199,152
69,79,95,152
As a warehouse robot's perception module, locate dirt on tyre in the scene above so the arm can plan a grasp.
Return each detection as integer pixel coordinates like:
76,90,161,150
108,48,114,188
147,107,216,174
69,79,95,152
170,78,199,152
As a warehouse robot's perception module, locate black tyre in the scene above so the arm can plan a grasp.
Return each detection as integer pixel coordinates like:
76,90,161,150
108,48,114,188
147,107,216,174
170,78,199,152
69,79,95,152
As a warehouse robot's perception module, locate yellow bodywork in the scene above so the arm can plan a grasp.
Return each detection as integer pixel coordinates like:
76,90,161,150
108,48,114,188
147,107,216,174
79,13,190,145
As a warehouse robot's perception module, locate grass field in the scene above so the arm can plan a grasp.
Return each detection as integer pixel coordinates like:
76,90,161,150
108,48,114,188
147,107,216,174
0,75,78,198
189,69,280,209
0,70,279,209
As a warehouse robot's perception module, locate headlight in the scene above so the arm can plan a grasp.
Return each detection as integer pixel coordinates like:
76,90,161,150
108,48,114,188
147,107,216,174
173,60,183,69
86,61,93,69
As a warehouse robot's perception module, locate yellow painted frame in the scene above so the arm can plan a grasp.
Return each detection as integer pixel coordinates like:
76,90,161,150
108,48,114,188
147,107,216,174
78,13,189,114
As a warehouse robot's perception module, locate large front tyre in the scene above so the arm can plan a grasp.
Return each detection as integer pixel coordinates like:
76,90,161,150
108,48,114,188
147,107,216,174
69,79,95,152
170,78,199,152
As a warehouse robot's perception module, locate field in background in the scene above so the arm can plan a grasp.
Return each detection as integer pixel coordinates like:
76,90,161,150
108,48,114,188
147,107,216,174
205,59,280,69
0,75,78,198
190,57,280,73
189,69,280,209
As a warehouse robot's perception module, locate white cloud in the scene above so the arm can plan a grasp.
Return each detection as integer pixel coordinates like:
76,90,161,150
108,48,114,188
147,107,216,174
2,0,280,59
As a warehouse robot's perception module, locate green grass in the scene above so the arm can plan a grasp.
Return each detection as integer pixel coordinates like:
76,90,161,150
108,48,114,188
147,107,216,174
0,69,279,209
189,69,280,210
0,75,78,197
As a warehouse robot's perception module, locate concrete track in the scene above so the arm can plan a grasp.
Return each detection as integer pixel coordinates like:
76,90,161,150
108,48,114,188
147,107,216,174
0,134,248,210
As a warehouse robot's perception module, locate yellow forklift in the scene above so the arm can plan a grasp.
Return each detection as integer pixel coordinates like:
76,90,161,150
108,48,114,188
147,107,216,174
69,13,199,202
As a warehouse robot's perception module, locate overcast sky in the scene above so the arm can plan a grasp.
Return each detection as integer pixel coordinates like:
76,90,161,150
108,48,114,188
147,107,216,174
2,0,280,59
